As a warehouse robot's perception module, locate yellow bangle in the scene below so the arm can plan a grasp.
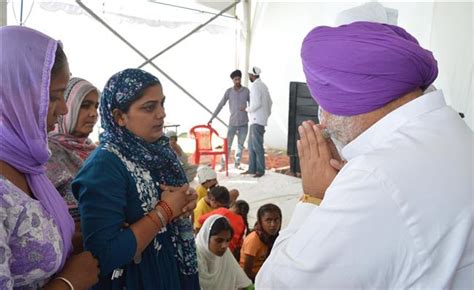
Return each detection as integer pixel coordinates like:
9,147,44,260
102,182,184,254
54,276,74,290
301,194,322,205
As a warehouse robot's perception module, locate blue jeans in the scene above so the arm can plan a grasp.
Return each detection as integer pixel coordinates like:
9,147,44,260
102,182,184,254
248,124,265,174
221,125,248,167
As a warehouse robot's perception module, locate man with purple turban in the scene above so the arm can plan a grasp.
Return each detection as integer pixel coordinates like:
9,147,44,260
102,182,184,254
256,22,472,288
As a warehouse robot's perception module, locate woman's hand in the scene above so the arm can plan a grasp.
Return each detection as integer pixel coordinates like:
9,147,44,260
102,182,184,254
297,121,340,199
57,251,99,290
181,187,197,216
159,184,197,220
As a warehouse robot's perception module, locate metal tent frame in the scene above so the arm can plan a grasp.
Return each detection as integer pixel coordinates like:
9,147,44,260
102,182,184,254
76,0,251,127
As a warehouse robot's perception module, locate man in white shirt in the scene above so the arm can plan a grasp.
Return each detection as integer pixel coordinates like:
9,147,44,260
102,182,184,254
242,66,272,178
256,22,473,288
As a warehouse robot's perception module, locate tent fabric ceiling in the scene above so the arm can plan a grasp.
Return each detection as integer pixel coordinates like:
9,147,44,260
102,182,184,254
39,1,235,30
195,0,237,17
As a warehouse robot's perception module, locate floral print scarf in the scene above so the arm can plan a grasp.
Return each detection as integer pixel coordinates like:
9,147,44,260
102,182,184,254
99,68,198,275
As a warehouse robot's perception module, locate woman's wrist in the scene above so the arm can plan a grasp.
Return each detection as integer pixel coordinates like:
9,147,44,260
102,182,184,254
54,277,74,290
43,275,75,290
145,213,162,229
156,201,173,221
153,206,168,226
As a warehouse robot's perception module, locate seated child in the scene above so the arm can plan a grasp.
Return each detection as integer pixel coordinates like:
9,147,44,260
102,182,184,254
195,166,218,201
166,130,198,182
230,200,250,260
194,185,229,230
196,215,252,290
240,203,282,282
197,188,246,253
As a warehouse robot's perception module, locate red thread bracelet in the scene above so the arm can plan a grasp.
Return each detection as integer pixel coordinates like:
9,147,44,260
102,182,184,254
158,201,173,221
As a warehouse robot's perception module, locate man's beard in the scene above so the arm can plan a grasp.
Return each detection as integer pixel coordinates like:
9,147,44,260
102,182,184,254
321,113,363,154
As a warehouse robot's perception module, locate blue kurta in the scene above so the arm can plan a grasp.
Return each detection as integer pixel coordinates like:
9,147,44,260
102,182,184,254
72,144,199,290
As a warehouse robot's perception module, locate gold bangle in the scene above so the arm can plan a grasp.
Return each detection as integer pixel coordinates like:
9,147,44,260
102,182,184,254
54,276,74,290
301,194,322,205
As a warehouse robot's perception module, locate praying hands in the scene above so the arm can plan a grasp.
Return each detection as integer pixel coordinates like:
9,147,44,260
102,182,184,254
297,120,345,200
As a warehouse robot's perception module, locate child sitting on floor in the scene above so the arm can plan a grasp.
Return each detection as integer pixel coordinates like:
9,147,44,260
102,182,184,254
196,215,253,290
166,130,197,182
230,200,250,260
196,187,246,255
194,185,229,230
195,166,218,201
240,203,282,282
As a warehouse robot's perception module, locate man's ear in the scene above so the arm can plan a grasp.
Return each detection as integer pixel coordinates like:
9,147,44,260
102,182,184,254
112,108,127,127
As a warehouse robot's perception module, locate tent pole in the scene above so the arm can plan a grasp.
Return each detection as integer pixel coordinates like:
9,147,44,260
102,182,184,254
243,0,251,87
75,0,228,127
19,0,24,25
1,1,7,26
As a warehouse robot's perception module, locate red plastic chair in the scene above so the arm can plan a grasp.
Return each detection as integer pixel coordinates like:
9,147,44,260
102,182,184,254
189,124,228,176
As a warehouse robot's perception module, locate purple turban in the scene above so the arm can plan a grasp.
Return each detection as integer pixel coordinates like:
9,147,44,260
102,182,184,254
301,21,438,116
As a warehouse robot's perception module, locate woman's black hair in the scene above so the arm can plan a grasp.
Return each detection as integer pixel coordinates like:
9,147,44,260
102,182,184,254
235,200,250,234
51,44,68,77
209,217,234,240
119,81,161,113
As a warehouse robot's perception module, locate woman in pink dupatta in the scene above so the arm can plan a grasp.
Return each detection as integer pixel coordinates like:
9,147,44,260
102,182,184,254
47,78,99,224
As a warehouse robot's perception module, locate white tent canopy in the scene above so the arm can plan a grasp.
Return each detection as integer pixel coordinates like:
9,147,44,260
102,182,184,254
4,1,473,150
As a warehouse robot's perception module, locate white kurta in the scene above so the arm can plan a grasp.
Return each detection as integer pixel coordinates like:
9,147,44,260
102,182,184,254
256,90,473,289
247,78,272,126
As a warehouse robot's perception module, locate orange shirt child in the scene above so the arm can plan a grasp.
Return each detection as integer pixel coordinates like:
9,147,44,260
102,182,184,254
239,231,268,279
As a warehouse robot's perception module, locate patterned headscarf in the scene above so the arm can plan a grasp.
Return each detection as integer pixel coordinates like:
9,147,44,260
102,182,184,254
100,68,198,275
0,26,74,269
301,21,438,116
49,77,98,161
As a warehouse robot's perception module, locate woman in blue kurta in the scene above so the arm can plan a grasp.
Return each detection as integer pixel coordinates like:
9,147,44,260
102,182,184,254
72,69,200,289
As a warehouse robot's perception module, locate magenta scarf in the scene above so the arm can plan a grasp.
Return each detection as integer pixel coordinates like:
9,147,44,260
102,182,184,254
0,26,74,269
49,134,96,161
301,21,438,116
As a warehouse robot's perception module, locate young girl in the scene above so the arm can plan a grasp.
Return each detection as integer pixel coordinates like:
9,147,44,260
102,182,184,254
240,203,282,281
232,200,250,235
196,215,252,290
230,200,250,260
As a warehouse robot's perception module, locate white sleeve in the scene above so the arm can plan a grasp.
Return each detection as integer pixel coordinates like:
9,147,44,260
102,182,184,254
256,168,410,289
247,84,262,113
